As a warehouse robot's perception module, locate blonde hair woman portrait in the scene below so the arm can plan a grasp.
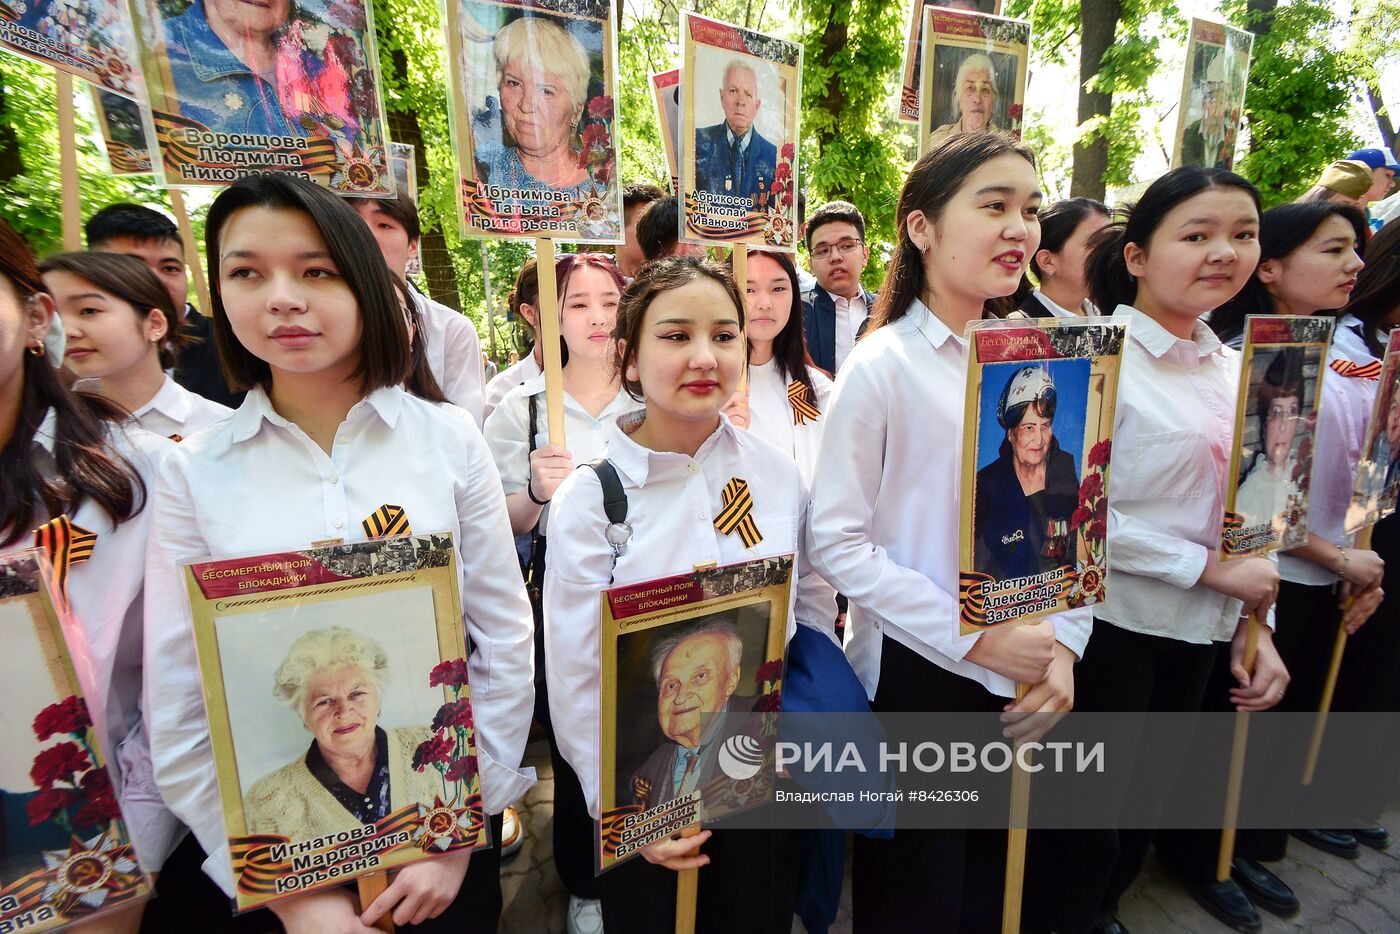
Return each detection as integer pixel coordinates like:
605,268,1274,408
927,52,999,149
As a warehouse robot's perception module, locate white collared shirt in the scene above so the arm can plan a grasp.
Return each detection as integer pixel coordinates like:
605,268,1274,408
543,415,834,818
745,359,832,488
4,414,181,868
482,376,643,534
1096,305,1264,642
725,126,752,153
143,386,535,895
1332,313,1388,363
414,292,484,425
833,291,868,371
806,299,1092,701
130,375,232,440
483,354,544,422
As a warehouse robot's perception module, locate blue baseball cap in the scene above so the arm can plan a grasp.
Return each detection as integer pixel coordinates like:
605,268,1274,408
1347,148,1400,172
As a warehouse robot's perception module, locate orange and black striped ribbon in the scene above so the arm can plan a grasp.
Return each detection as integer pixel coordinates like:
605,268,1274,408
32,516,97,611
362,504,411,539
714,478,762,548
1330,358,1382,380
788,381,820,426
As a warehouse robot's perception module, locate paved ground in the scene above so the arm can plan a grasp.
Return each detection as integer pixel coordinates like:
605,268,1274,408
501,738,1400,933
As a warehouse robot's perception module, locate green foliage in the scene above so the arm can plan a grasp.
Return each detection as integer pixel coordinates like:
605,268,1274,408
1224,0,1358,205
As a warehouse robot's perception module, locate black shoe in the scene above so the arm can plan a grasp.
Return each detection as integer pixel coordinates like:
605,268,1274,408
1351,824,1389,850
1186,879,1262,932
1291,828,1361,859
1230,858,1299,917
1091,913,1129,934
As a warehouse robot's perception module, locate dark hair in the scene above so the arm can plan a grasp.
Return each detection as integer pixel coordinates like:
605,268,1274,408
1208,202,1368,343
203,173,411,393
740,249,819,406
614,256,745,401
871,132,1037,331
389,276,448,404
345,189,422,243
39,252,192,370
1087,166,1261,315
508,258,540,338
1256,349,1303,442
1343,219,1400,358
623,183,666,213
805,200,866,251
637,197,681,261
85,202,182,249
554,252,625,369
797,190,807,228
0,221,144,547
1029,197,1110,281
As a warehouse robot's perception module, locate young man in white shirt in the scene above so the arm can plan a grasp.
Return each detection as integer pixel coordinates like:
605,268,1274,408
801,200,874,373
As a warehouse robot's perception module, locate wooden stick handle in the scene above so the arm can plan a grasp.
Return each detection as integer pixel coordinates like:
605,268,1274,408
168,189,211,315
1216,612,1260,880
1302,525,1371,785
534,238,566,447
1001,680,1032,934
55,70,81,251
357,871,394,932
674,823,702,934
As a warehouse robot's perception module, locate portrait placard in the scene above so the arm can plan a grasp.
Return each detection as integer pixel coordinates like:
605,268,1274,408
126,0,394,192
959,318,1127,634
0,0,142,95
1171,18,1253,171
0,550,151,931
1221,316,1333,558
651,68,681,192
918,7,1029,154
92,89,157,176
597,556,790,872
679,12,801,251
182,533,486,912
1346,330,1400,534
898,0,1001,123
443,0,622,243
389,141,417,201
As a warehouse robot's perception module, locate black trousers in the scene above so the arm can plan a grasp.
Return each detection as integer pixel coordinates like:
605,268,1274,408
597,827,798,933
141,814,505,933
1335,511,1400,714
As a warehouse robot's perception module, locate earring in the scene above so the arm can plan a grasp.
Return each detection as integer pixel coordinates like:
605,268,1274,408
28,338,45,357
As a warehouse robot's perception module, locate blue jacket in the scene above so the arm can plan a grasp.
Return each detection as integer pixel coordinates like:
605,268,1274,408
692,123,777,205
163,2,294,138
801,283,877,375
972,438,1080,582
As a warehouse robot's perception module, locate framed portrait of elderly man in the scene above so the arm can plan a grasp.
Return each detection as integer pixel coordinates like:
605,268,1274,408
0,550,152,931
959,318,1127,634
651,68,681,192
679,12,802,251
92,89,157,176
1221,316,1333,558
918,7,1029,155
597,556,791,872
443,0,622,243
1171,18,1253,171
183,533,487,911
125,0,394,191
0,0,142,95
1346,330,1400,534
897,0,1001,123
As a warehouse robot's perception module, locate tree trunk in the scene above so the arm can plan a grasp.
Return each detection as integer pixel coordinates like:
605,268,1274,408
811,3,850,158
1366,83,1398,157
1070,0,1120,199
0,74,23,182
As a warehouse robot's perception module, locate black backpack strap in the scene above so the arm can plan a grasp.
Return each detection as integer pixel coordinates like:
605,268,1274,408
585,458,631,565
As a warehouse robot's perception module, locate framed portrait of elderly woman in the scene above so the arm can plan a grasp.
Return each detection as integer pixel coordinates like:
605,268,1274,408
182,533,487,912
897,0,1001,123
1222,316,1333,558
679,12,802,251
91,89,158,176
443,0,623,243
959,318,1128,634
1171,18,1253,171
1345,330,1400,534
0,0,142,95
917,7,1029,156
0,550,152,931
125,0,395,192
597,556,791,873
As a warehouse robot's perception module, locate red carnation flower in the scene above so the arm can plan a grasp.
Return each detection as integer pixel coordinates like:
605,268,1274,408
588,96,614,121
755,690,782,713
1070,505,1092,530
429,659,469,688
444,756,478,784
595,159,615,185
30,741,90,788
25,786,76,826
432,699,474,732
1088,516,1107,543
1079,472,1104,501
754,659,784,685
412,731,455,771
33,696,91,741
1094,499,1108,526
1087,439,1112,469
780,143,795,160
1009,103,1023,120
775,161,791,181
581,123,609,150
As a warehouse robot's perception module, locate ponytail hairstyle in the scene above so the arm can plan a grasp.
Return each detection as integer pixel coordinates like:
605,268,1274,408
39,251,192,370
735,249,820,406
553,252,625,369
0,220,144,547
1029,197,1111,282
1087,166,1261,315
508,258,540,331
1343,218,1400,359
1208,202,1368,344
870,132,1038,331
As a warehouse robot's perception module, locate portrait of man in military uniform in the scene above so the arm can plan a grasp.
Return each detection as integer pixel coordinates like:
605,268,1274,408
973,365,1081,581
692,58,779,204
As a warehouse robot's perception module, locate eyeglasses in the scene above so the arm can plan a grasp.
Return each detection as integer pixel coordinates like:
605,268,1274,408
1266,402,1301,421
811,239,862,261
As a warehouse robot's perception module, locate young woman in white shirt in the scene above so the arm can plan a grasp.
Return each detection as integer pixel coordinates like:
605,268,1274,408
806,132,1090,933
482,260,543,422
545,256,833,931
40,252,230,440
1069,167,1288,934
1019,197,1111,318
142,173,535,934
482,252,637,930
0,221,178,931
